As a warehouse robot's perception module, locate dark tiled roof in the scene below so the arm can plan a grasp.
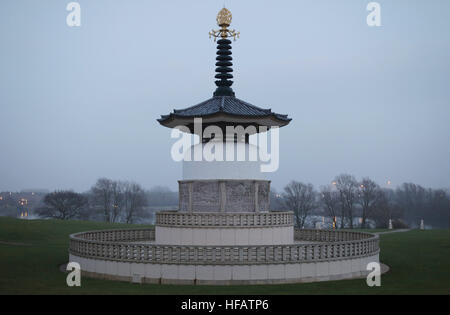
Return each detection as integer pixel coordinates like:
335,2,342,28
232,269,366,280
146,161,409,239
158,96,291,123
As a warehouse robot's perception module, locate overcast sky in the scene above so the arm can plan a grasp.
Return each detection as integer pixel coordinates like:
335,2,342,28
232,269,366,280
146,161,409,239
1,0,449,192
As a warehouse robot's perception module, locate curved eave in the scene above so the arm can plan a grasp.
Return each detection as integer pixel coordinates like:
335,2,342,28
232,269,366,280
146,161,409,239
157,112,291,132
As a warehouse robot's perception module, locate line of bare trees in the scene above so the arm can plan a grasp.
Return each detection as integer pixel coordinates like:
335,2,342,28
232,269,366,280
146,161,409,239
89,178,148,224
320,175,385,229
36,178,149,223
279,174,450,229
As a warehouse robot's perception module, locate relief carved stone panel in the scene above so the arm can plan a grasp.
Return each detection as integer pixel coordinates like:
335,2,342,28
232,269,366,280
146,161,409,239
179,180,270,213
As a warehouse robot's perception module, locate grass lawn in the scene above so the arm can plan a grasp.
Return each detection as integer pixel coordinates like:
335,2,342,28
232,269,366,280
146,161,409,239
0,217,449,294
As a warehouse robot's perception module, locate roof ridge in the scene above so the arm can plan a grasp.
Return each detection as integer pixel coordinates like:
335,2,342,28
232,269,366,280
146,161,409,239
173,97,215,113
233,97,272,113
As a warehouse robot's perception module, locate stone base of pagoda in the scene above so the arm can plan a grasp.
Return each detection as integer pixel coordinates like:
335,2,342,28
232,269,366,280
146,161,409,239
69,253,381,285
155,211,294,245
155,226,293,246
68,228,381,285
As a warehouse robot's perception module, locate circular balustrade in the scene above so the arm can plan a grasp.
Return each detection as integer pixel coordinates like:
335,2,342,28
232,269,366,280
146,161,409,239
69,228,379,265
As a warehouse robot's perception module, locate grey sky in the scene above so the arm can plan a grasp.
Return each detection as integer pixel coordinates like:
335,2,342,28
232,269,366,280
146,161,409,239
1,0,449,192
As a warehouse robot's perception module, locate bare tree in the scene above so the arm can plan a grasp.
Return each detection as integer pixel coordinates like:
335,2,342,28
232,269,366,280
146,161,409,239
369,189,406,228
90,178,149,224
396,183,427,226
283,181,316,228
91,178,114,222
123,182,147,224
76,193,96,221
36,191,87,220
110,181,125,223
320,185,340,224
357,178,382,228
427,189,450,228
334,174,358,229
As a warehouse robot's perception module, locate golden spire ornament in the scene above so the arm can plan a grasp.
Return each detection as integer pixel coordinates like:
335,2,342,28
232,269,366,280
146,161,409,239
209,8,240,41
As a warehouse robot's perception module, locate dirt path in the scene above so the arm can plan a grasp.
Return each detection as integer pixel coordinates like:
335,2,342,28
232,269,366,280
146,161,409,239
0,240,31,246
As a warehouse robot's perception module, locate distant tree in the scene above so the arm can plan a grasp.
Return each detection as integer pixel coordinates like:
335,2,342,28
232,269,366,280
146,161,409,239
334,174,358,229
36,191,87,220
110,181,125,223
89,178,150,224
319,185,340,224
90,178,114,222
369,190,390,228
396,183,427,227
283,181,316,228
76,193,96,221
395,184,450,228
123,182,147,224
427,189,450,228
357,178,382,228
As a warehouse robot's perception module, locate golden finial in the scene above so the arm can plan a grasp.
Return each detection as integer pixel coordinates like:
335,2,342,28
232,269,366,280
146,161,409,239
217,7,232,27
209,8,240,42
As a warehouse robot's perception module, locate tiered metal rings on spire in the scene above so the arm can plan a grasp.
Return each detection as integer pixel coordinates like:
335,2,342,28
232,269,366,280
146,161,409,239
214,38,234,96
209,8,239,97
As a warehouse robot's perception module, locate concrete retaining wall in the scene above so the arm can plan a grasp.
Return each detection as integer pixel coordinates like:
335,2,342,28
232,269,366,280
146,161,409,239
69,253,379,285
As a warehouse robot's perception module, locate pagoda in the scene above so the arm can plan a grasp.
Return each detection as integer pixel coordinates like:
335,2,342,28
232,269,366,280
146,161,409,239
68,8,381,286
